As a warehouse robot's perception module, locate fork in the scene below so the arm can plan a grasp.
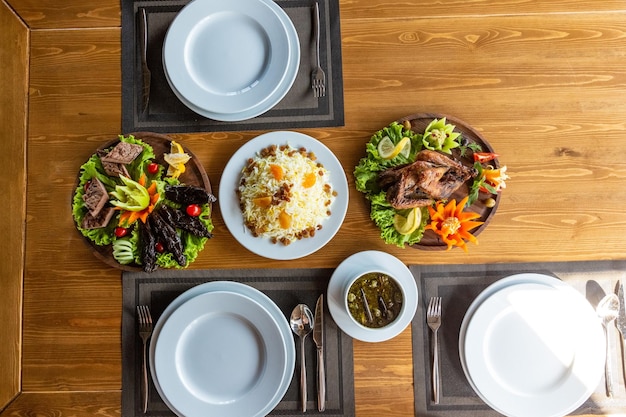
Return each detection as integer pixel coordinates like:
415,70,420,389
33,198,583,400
137,305,153,413
427,297,442,404
311,1,326,97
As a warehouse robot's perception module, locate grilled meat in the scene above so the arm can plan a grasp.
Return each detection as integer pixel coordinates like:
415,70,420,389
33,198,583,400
149,210,186,267
100,141,144,164
139,220,158,273
82,177,109,217
81,206,116,230
379,150,477,209
160,206,213,238
164,185,217,205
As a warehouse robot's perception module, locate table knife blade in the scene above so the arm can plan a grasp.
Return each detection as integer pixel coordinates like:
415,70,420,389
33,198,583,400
138,8,151,114
313,294,326,412
617,281,626,384
617,281,626,337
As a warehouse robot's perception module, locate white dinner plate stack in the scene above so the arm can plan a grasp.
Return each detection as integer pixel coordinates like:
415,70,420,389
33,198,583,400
149,281,295,417
162,0,300,121
459,273,605,417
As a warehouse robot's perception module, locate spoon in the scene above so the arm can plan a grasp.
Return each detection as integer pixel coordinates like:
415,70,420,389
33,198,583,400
290,304,314,412
596,293,620,397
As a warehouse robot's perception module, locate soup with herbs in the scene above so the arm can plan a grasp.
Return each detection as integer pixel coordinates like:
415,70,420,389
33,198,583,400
347,272,403,328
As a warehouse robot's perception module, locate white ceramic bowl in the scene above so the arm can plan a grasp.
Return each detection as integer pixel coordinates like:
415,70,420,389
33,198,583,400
343,269,406,330
328,251,418,343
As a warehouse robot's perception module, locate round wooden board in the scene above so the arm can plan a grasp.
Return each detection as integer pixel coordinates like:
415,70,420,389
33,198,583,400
73,132,212,271
396,113,501,251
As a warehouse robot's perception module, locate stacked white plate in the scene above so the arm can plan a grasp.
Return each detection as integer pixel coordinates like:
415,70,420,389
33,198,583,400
162,0,300,121
149,281,295,417
459,273,605,417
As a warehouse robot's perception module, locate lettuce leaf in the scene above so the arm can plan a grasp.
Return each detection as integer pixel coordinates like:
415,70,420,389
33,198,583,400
354,122,428,247
369,192,428,247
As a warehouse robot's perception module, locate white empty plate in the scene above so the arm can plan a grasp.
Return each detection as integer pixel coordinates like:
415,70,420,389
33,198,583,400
154,289,290,417
463,277,604,417
163,0,297,118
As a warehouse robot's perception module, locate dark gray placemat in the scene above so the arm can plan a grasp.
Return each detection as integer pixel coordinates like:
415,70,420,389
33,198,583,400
410,261,626,417
121,0,344,133
122,268,354,417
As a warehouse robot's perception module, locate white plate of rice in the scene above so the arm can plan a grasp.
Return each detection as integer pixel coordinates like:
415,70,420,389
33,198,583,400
219,131,349,259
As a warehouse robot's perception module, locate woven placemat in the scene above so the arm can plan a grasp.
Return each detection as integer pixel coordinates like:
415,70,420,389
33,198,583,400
121,267,353,417
121,0,344,133
411,261,626,417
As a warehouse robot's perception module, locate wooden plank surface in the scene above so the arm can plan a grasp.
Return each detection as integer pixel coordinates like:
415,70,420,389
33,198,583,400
5,0,626,416
0,0,27,410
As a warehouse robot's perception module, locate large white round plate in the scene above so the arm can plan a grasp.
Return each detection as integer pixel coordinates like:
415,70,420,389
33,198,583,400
327,250,418,342
163,0,299,121
462,275,604,417
219,131,349,260
149,282,295,417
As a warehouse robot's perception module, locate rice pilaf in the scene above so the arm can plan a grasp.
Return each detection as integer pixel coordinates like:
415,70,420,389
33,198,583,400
237,144,337,245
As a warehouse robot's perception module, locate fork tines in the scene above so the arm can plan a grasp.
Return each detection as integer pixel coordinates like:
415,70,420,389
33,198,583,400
427,297,442,319
312,70,326,98
137,305,153,330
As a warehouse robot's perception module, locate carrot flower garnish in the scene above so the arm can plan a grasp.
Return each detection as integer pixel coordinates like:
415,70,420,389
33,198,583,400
426,196,484,252
117,175,160,227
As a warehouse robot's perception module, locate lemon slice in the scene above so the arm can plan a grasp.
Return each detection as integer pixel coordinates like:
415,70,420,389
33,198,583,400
393,207,421,235
170,140,185,154
164,141,191,178
164,153,191,166
378,136,411,159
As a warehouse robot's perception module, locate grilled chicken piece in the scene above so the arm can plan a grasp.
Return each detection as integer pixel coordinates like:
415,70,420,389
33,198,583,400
379,150,477,209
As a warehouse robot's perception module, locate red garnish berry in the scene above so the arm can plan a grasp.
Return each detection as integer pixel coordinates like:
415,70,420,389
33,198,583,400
114,227,128,238
186,204,202,217
147,162,160,175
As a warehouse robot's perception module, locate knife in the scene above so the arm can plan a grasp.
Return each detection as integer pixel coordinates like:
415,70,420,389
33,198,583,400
313,294,326,412
616,281,626,384
138,8,151,114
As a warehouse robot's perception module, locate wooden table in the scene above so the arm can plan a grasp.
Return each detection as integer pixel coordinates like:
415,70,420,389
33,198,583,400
2,0,626,415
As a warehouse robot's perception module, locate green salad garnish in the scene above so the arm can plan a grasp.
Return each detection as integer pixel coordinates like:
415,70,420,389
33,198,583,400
72,135,214,269
354,122,430,247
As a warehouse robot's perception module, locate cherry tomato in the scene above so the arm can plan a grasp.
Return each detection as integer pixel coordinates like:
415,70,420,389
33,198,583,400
155,242,165,253
114,227,128,238
147,162,160,175
186,204,202,217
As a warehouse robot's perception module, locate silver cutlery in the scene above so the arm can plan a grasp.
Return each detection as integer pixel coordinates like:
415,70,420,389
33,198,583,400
311,1,326,98
313,294,326,412
617,281,626,385
427,296,442,404
290,304,314,412
138,8,151,114
596,293,619,397
137,305,153,413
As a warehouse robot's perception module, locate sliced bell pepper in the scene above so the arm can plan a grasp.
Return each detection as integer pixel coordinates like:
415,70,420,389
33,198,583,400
473,152,499,163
